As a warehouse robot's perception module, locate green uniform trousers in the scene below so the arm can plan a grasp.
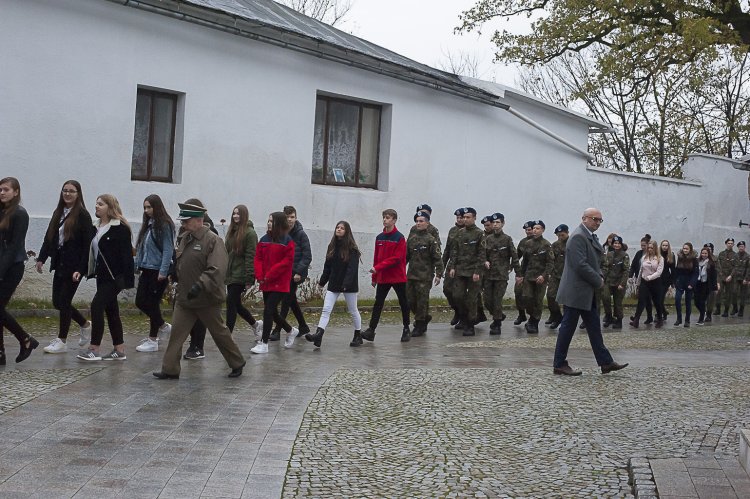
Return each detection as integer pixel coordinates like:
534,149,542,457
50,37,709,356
407,280,432,322
718,279,737,308
521,280,547,320
443,275,457,310
161,302,245,376
484,279,508,320
546,278,561,320
453,276,481,322
602,285,625,319
514,280,524,314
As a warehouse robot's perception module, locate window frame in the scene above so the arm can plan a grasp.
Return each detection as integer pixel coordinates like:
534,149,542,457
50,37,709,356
131,88,178,183
312,95,382,189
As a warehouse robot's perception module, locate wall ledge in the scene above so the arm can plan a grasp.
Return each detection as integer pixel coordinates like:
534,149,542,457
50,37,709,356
586,165,702,186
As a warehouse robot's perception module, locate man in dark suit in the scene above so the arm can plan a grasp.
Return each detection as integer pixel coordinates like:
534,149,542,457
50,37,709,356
552,208,628,376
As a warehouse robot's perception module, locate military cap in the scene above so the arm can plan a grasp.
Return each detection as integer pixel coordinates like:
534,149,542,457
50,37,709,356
464,207,477,215
612,235,623,244
416,204,432,213
481,216,491,224
489,213,504,222
523,220,535,229
534,220,546,229
177,202,207,220
725,237,735,243
414,210,431,222
704,243,714,251
454,208,466,217
554,224,569,234
738,241,746,247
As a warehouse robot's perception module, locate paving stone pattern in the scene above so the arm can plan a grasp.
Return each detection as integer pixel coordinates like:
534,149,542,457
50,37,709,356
285,366,750,498
0,368,101,413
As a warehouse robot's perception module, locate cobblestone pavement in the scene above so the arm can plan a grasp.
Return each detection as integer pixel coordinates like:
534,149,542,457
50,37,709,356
0,314,748,498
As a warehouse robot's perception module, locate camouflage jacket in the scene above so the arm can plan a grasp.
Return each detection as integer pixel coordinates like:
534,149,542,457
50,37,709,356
717,249,739,280
520,236,553,280
448,224,486,277
406,229,444,281
603,249,630,287
484,230,520,281
549,239,567,282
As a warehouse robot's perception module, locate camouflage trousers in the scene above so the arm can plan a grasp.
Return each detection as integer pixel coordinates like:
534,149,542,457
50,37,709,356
521,279,547,320
484,279,509,320
407,279,433,322
546,278,561,320
601,285,625,319
717,279,737,309
453,276,481,322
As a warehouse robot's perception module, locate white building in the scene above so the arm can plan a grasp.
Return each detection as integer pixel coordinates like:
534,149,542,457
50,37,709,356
2,0,748,299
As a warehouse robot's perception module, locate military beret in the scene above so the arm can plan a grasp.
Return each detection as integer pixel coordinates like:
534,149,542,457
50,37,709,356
481,216,491,224
704,243,714,251
454,208,466,217
523,220,535,229
612,235,623,244
464,207,477,215
726,237,735,243
414,210,431,222
177,202,207,220
490,213,504,222
738,241,746,247
554,224,569,234
416,204,432,213
534,220,546,229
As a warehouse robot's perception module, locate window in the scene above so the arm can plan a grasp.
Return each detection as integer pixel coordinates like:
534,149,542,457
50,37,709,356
131,89,177,182
311,96,382,188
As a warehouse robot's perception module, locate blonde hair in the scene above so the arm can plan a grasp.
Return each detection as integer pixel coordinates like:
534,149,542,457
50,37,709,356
646,240,662,261
97,194,130,228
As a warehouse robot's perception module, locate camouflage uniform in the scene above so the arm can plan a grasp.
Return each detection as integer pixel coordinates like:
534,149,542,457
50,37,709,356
716,248,739,313
448,224,486,325
514,235,532,321
409,223,441,249
442,224,461,312
737,249,749,315
406,229,444,326
546,238,566,323
602,249,630,321
520,236,554,322
484,230,520,323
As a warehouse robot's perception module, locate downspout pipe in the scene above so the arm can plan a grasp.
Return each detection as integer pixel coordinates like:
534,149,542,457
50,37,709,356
505,107,595,162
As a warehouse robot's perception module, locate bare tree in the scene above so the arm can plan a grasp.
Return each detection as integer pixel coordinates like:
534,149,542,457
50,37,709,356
437,49,483,78
278,0,353,27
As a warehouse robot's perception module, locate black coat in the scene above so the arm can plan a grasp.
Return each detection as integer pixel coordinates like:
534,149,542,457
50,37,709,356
0,206,29,279
289,221,312,280
674,256,699,290
319,246,359,293
88,222,135,288
38,209,95,275
660,252,676,287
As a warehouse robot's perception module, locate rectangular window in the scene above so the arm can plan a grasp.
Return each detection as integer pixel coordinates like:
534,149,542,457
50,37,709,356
311,96,381,188
131,89,177,182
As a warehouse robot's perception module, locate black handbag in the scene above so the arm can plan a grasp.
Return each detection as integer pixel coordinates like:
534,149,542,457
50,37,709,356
99,252,130,291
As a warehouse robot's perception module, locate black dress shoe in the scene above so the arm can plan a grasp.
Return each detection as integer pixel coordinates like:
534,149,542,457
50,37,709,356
553,365,582,376
153,371,179,379
601,362,629,374
228,362,246,378
16,336,39,363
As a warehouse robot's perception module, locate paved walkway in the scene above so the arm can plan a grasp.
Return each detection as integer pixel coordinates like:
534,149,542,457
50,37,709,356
0,316,749,498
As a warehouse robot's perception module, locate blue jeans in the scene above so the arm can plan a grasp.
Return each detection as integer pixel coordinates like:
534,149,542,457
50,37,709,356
674,287,693,321
553,302,614,368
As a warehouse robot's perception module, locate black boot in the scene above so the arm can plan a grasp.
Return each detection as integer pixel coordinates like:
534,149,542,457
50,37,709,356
411,321,425,337
684,318,690,328
513,312,527,325
722,306,729,318
489,319,502,335
425,314,433,325
0,347,5,366
602,315,612,328
714,306,721,316
305,327,325,348
674,316,682,326
462,325,476,336
361,327,376,342
611,318,623,330
16,336,39,364
644,316,653,325
705,312,712,322
544,317,553,325
731,305,738,316
629,316,640,328
450,312,460,326
350,330,363,347
400,326,411,342
475,311,488,324
525,318,539,334
739,306,744,318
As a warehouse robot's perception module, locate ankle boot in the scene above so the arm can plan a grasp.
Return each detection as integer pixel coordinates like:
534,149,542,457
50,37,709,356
450,312,460,326
400,326,411,342
513,312,527,325
722,306,729,318
629,316,640,328
684,318,690,327
305,327,325,347
525,318,539,334
489,319,502,335
705,312,712,322
361,327,376,342
0,347,5,366
654,318,664,328
602,315,612,328
714,306,722,316
411,321,425,337
674,316,682,326
350,330,362,347
739,306,744,317
731,305,738,316
611,318,623,329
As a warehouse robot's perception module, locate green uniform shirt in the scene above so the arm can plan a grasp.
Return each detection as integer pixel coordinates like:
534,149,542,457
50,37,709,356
717,249,739,280
442,224,461,270
406,229,444,281
484,230,520,281
737,251,749,281
521,236,553,280
409,223,441,249
449,224,486,277
603,249,630,287
550,239,567,281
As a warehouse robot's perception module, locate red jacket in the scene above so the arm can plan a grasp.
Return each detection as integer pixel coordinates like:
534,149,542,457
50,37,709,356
372,226,407,284
254,233,295,292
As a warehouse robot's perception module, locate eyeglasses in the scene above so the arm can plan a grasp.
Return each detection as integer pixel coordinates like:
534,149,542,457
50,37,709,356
588,216,604,223
61,189,78,194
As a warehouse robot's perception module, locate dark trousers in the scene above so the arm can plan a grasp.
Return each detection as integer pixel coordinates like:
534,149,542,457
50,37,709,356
90,278,124,347
553,302,614,368
262,291,291,342
226,283,256,332
189,320,206,350
52,270,88,339
0,262,27,351
674,287,693,322
276,279,308,332
135,268,168,337
369,282,409,329
694,282,710,320
635,279,664,320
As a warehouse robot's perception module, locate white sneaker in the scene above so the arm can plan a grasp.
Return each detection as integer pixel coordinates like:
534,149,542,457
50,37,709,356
250,342,268,354
43,338,67,354
136,338,159,352
79,321,91,347
253,320,263,341
284,327,299,348
158,322,172,341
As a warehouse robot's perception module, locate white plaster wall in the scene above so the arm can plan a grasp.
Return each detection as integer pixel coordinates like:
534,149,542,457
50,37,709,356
2,0,746,301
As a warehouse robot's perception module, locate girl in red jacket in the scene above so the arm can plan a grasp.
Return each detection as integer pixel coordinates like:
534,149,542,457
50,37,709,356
251,212,297,354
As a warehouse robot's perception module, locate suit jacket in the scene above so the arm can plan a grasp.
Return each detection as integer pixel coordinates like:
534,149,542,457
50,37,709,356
556,223,604,310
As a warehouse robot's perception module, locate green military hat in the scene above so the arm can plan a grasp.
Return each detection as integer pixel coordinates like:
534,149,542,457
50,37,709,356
177,202,207,220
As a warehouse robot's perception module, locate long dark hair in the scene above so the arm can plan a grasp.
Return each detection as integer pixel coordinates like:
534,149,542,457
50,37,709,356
0,177,21,231
268,212,289,242
677,242,697,269
45,180,86,243
227,205,249,255
326,221,359,262
136,194,174,249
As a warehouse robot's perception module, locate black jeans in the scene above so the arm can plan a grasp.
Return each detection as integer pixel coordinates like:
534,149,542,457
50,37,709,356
262,291,291,342
694,282,710,320
52,270,87,339
0,262,28,350
135,268,168,337
226,283,256,332
189,320,206,350
369,282,410,330
276,278,309,333
635,279,665,321
90,277,124,347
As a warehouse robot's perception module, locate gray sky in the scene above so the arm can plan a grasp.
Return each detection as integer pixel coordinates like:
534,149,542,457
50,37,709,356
342,0,524,85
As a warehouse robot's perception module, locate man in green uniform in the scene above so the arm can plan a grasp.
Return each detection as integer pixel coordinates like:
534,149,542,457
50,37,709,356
519,220,553,334
447,207,486,336
601,235,630,329
546,224,568,329
738,241,749,317
716,237,739,317
705,243,717,322
443,208,465,326
513,221,535,325
484,213,520,335
409,204,441,248
406,211,444,336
